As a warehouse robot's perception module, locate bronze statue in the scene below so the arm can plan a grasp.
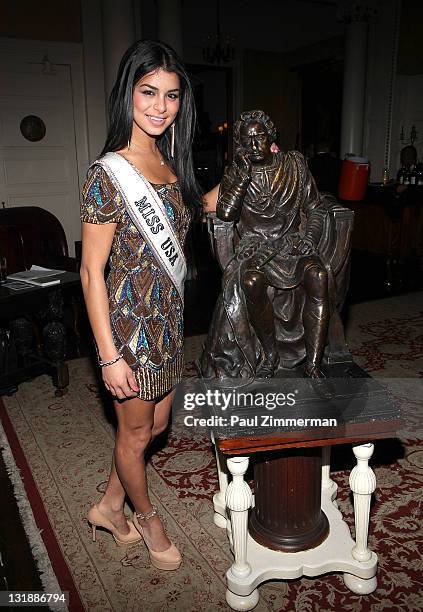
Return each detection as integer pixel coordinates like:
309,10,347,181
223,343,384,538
201,110,343,381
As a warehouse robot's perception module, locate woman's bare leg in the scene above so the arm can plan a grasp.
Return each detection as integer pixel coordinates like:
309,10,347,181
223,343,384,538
151,390,174,438
98,390,174,548
135,391,175,551
97,396,154,533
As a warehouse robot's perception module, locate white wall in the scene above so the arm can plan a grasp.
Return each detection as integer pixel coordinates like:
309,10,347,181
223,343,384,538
362,0,401,182
0,38,90,255
80,0,107,163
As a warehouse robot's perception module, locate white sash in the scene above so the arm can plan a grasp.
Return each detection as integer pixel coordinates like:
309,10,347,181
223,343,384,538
95,152,187,301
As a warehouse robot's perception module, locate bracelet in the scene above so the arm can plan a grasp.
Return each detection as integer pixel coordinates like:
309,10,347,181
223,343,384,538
98,354,123,368
135,505,158,521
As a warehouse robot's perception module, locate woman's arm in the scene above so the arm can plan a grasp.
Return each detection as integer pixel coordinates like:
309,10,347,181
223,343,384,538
80,222,139,399
202,183,220,213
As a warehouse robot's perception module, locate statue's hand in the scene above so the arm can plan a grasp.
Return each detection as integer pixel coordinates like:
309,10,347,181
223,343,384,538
234,150,252,179
290,237,315,256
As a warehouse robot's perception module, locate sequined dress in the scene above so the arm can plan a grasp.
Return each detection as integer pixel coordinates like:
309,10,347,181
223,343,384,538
81,162,190,400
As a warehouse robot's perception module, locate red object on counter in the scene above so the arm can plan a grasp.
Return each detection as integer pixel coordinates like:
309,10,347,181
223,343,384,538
338,156,369,201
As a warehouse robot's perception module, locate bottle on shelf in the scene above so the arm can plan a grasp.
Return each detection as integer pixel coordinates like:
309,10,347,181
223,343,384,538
397,166,405,184
382,167,390,185
416,161,423,186
410,164,417,185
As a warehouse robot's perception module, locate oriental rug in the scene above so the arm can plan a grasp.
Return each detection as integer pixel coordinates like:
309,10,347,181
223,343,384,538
0,292,422,611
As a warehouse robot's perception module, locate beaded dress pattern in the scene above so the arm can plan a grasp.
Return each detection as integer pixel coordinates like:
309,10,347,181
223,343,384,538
81,164,190,400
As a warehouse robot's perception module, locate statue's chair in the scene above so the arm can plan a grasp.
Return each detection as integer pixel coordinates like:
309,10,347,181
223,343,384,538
207,194,354,369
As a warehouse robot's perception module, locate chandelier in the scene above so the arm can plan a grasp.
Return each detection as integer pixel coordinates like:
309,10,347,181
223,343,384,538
202,0,235,64
336,1,378,23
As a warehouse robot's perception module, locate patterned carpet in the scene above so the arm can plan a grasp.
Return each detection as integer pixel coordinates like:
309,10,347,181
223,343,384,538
0,293,422,611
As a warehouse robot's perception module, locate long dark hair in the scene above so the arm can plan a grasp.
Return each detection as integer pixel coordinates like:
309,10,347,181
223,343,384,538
100,39,201,215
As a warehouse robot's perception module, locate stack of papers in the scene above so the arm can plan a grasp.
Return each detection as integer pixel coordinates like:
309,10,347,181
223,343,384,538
7,265,66,287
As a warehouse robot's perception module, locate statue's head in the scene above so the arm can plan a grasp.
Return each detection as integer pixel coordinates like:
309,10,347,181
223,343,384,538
234,110,277,166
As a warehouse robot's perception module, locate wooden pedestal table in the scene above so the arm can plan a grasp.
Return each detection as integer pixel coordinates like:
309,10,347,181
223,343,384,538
211,414,400,611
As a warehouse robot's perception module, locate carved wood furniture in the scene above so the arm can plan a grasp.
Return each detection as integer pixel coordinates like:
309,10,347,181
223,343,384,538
346,185,423,290
0,205,82,395
0,206,78,275
0,273,80,396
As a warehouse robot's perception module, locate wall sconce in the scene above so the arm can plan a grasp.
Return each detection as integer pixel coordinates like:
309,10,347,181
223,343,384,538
400,125,418,145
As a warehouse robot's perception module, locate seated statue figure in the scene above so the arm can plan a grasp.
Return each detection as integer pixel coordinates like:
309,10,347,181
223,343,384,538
201,109,348,380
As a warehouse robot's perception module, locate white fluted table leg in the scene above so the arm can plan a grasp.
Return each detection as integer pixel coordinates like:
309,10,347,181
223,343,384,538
212,439,229,528
321,445,338,505
343,442,377,594
225,457,259,611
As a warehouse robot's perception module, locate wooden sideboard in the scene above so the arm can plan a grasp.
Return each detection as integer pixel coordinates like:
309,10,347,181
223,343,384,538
344,185,423,261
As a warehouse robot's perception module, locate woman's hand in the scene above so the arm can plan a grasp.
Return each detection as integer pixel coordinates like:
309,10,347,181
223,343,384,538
102,358,140,400
203,183,220,214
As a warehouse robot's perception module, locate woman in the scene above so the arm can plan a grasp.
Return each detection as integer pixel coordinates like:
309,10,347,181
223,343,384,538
80,40,202,570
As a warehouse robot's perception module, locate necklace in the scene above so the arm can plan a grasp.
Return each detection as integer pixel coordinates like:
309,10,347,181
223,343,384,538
157,148,165,166
127,141,166,166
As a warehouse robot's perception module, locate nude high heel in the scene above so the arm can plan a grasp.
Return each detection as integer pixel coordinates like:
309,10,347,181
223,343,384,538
133,506,182,570
87,504,142,547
